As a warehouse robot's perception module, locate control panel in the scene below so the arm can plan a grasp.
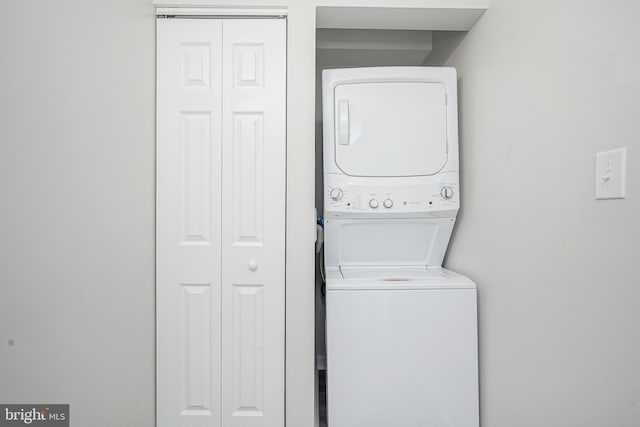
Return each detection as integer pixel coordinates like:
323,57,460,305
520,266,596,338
325,181,459,214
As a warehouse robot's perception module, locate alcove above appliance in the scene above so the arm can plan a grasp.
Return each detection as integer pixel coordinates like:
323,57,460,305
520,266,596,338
316,4,487,68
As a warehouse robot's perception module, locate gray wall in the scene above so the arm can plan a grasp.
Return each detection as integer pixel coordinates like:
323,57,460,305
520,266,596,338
445,1,640,426
0,1,156,426
0,2,318,426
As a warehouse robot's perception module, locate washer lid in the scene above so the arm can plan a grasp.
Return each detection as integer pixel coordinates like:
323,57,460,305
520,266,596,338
340,266,447,280
326,266,476,290
333,81,448,177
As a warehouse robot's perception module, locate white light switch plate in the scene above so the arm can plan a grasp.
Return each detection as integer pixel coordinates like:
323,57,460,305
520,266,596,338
595,148,626,199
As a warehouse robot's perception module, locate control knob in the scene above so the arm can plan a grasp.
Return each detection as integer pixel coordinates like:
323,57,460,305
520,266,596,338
329,188,343,201
383,199,393,208
440,186,454,200
369,199,379,209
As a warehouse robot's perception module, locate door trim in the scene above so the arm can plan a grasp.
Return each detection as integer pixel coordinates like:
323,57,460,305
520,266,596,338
155,7,288,18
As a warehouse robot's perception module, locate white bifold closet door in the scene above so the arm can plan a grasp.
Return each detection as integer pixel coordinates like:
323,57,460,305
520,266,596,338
156,17,286,427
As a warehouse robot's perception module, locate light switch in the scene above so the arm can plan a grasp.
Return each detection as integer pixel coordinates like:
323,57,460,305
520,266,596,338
595,148,626,199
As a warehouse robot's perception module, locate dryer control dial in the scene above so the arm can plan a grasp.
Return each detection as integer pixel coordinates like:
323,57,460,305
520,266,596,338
369,198,379,209
440,186,454,200
329,188,343,201
383,199,393,208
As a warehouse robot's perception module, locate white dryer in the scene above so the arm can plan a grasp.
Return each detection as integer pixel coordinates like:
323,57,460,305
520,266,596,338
322,67,479,427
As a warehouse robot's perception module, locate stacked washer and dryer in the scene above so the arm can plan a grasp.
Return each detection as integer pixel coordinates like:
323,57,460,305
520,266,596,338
322,67,479,427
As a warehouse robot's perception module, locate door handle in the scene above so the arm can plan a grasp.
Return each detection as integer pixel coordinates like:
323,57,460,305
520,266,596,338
338,100,349,145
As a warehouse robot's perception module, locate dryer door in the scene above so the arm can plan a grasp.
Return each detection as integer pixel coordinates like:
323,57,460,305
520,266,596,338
333,81,448,177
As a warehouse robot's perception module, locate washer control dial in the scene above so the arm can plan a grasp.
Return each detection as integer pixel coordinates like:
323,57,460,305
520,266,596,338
440,186,454,200
369,198,379,209
329,188,343,201
383,199,393,208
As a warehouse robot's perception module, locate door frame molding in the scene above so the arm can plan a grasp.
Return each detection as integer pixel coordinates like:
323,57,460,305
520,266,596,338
155,7,287,17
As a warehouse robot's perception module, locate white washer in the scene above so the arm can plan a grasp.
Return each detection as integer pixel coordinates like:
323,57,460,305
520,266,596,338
326,267,477,427
322,67,479,426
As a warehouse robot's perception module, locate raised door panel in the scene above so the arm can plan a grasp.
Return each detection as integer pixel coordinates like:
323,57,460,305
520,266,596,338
156,18,223,427
221,19,286,427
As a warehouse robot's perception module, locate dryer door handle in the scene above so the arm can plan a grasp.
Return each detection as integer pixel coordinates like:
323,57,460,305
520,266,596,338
338,100,350,145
